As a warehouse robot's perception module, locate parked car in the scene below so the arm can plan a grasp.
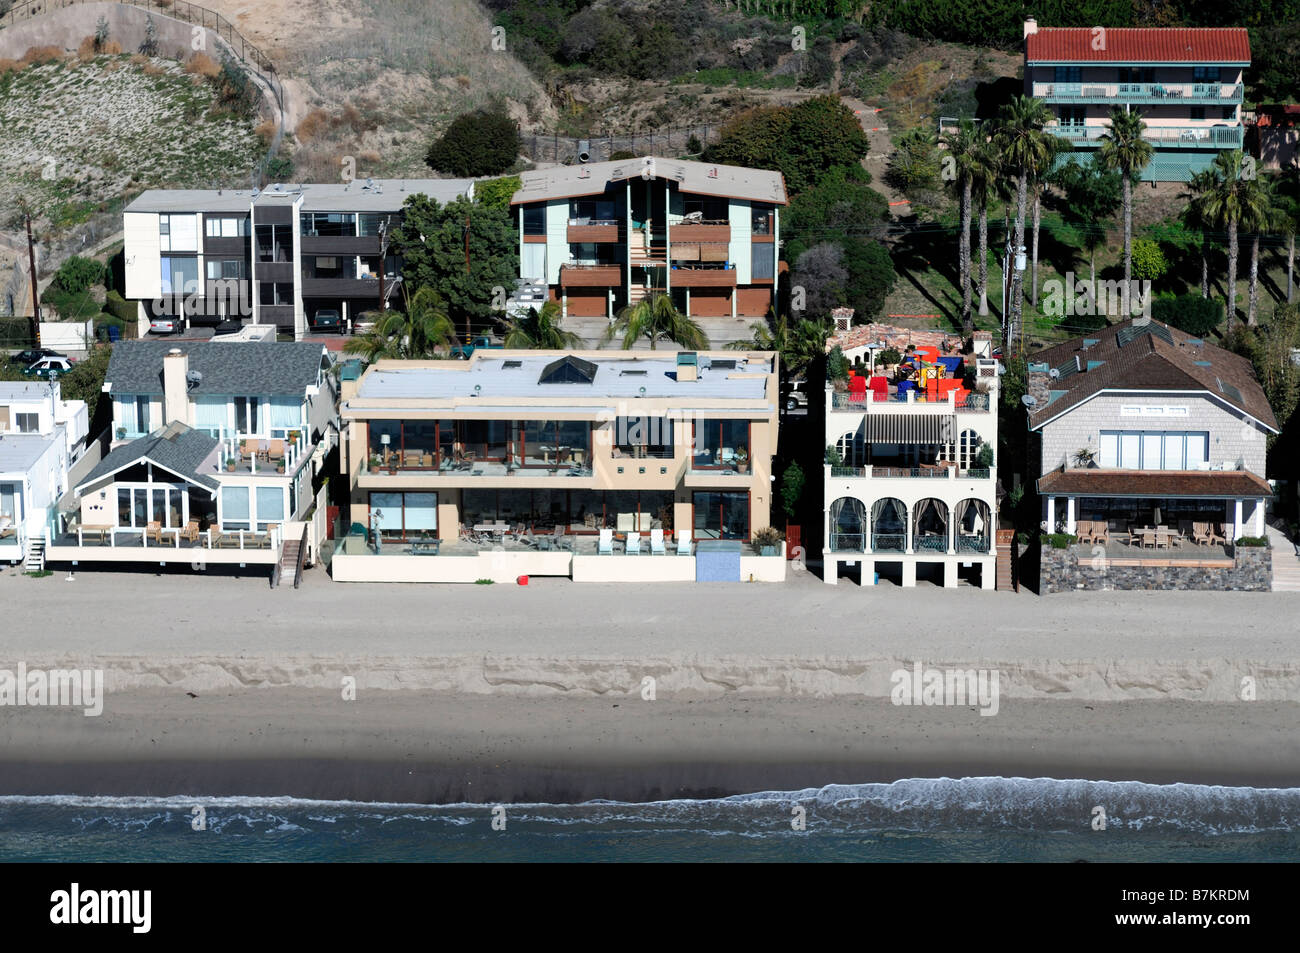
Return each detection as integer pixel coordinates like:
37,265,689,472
449,335,504,359
22,356,75,379
311,308,342,333
783,379,808,411
149,316,181,335
213,319,242,336
9,348,67,368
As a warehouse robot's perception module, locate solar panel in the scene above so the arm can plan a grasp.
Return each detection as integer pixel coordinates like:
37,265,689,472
1217,378,1243,403
1054,356,1080,380
1116,318,1173,348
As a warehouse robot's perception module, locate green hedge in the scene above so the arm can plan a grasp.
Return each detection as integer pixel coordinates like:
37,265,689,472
104,290,137,324
1234,536,1269,547
1040,532,1078,549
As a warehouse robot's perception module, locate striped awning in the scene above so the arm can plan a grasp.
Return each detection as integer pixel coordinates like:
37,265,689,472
864,413,954,444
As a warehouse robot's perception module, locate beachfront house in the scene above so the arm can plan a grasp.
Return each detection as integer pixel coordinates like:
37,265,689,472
0,382,89,569
43,340,337,577
1024,19,1249,182
823,344,1002,589
122,179,476,339
1029,316,1277,591
510,158,787,322
333,349,785,583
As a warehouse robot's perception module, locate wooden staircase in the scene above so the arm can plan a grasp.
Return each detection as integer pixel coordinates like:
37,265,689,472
272,522,309,589
995,529,1016,591
629,229,666,265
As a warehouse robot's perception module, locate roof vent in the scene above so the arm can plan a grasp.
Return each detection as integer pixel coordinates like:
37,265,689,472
186,369,203,388
503,360,522,369
676,351,698,382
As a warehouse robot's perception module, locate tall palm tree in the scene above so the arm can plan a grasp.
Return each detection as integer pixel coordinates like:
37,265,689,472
499,299,581,349
606,293,708,350
1274,166,1300,304
1096,107,1154,292
1030,134,1069,307
940,119,980,331
343,285,454,361
1181,169,1217,300
994,95,1057,348
1244,175,1279,326
969,135,1000,318
1199,150,1271,326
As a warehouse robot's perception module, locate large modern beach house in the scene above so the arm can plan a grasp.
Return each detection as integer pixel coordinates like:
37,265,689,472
823,347,1002,589
509,158,787,321
122,179,475,339
1029,317,1278,591
334,349,785,583
42,340,337,577
1024,20,1249,182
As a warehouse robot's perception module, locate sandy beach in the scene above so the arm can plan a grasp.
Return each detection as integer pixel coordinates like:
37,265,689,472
3,566,1300,802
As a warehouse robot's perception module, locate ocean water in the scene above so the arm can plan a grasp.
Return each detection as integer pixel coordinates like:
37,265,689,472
3,777,1298,862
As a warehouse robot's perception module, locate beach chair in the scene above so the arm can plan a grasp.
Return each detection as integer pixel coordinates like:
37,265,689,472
266,439,286,465
181,520,201,543
550,525,570,551
241,439,260,464
597,528,614,555
625,532,642,555
650,528,666,555
1207,522,1227,545
1192,522,1211,546
676,529,692,556
145,520,163,545
1092,521,1109,545
1075,519,1095,545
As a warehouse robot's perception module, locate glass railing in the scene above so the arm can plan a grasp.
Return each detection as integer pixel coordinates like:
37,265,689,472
871,533,906,552
830,466,866,477
958,468,992,480
829,533,865,553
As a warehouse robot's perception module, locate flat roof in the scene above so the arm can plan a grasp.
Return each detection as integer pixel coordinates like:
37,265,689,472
512,158,788,206
0,434,55,474
351,352,773,406
126,178,476,215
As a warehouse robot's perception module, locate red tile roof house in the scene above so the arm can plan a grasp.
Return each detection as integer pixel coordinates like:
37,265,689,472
1027,317,1278,590
1023,19,1250,182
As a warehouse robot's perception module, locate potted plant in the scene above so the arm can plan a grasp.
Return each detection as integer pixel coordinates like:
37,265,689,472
288,430,301,446
734,447,749,473
752,526,783,556
115,426,127,440
1072,447,1097,469
225,456,236,472
368,453,381,472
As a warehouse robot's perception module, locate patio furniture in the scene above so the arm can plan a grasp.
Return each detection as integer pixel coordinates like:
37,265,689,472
0,516,15,540
1092,521,1110,545
650,528,666,555
1191,522,1211,546
79,524,113,544
675,530,692,556
181,520,201,543
1138,528,1157,549
1075,519,1095,545
267,440,286,464
241,439,261,463
625,532,642,555
1155,527,1174,549
1207,523,1227,545
145,520,164,545
598,528,614,555
406,539,440,555
616,512,635,533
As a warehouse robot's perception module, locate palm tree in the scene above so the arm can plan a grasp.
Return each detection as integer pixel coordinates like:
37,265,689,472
1243,175,1279,326
1030,133,1069,307
1199,151,1272,326
940,119,980,331
994,95,1057,348
969,135,1000,318
1181,169,1217,300
727,312,828,379
606,293,708,350
499,299,581,349
1274,166,1300,304
1096,107,1154,291
343,285,454,361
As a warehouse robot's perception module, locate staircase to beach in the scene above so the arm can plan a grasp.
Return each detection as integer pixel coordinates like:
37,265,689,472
1265,522,1300,592
24,537,45,573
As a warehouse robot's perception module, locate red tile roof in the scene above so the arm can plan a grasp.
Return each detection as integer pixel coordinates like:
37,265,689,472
1037,466,1272,498
1026,28,1250,63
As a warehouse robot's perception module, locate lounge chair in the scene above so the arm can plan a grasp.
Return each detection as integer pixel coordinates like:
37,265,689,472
650,528,666,555
1075,519,1095,545
0,514,15,540
598,528,614,555
1207,523,1227,545
241,439,260,463
267,439,286,465
181,520,201,543
625,532,642,555
1192,521,1211,546
1092,521,1109,545
145,520,163,545
550,525,570,551
676,530,692,556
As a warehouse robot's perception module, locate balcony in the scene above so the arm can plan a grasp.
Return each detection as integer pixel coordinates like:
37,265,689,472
256,261,294,282
669,221,731,243
560,264,622,287
1051,123,1243,150
567,220,621,243
218,431,312,475
301,234,381,256
826,464,996,481
301,276,397,298
830,390,991,413
1035,82,1243,105
669,266,737,288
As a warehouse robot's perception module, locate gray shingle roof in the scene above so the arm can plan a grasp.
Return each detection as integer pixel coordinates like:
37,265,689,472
78,422,220,493
106,341,324,397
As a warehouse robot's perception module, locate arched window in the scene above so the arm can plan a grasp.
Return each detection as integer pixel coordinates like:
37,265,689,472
870,497,907,552
954,499,991,553
828,497,866,552
912,498,949,551
959,429,982,469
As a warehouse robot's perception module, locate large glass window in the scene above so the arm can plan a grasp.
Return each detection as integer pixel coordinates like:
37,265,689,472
205,216,249,238
268,398,302,439
1100,431,1210,470
256,486,285,531
520,420,591,468
160,256,199,295
119,395,150,436
221,486,250,530
692,419,751,469
522,205,545,236
196,397,228,437
206,259,247,280
693,491,749,540
255,224,293,262
159,214,198,252
751,243,774,280
614,416,674,459
301,212,357,236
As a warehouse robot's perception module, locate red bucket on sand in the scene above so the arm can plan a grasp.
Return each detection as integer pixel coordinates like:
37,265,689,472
517,575,529,586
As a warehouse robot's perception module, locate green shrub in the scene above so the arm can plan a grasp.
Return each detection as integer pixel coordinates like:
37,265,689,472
104,290,136,323
1040,532,1077,549
426,106,520,177
475,578,496,584
974,443,994,468
877,347,901,366
1130,237,1167,281
827,345,849,381
475,175,522,211
51,256,105,296
1234,536,1269,547
824,444,844,466
1151,294,1224,336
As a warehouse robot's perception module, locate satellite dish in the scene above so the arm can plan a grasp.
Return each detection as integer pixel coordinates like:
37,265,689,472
1048,368,1060,378
186,369,203,388
995,363,1006,376
1021,395,1038,407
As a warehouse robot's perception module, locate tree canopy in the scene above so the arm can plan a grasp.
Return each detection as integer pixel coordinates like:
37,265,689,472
426,106,520,177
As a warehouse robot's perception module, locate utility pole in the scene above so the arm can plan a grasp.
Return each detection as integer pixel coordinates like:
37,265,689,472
376,219,388,317
25,213,40,347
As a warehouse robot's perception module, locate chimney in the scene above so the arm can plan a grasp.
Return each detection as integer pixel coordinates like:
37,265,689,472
162,348,189,426
1024,17,1038,38
1026,362,1051,409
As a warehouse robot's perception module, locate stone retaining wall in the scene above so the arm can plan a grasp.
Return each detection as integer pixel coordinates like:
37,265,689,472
1040,544,1271,592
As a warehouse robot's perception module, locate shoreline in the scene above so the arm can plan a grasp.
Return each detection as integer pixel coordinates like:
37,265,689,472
3,690,1299,803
